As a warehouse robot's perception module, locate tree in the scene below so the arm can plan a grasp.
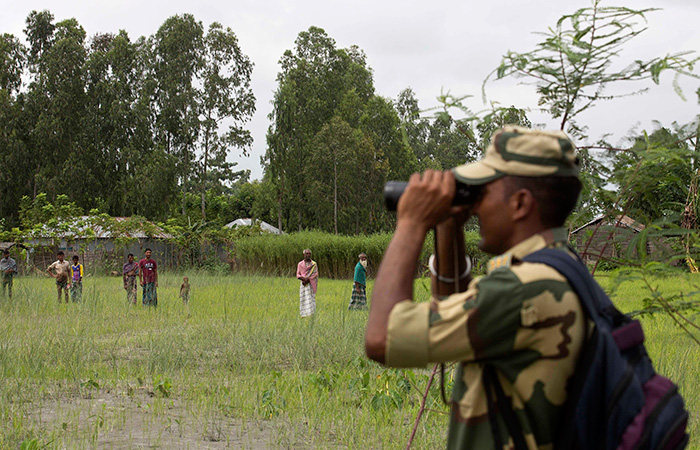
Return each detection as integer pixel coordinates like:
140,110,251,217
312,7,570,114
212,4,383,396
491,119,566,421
152,14,204,216
24,10,55,76
309,116,386,234
23,15,88,202
0,33,26,94
0,33,27,227
197,22,255,220
264,27,375,232
359,95,417,181
476,106,532,150
397,88,480,171
609,125,694,222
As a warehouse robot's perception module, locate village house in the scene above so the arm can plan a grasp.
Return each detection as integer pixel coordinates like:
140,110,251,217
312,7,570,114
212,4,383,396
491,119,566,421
25,216,175,273
571,214,678,266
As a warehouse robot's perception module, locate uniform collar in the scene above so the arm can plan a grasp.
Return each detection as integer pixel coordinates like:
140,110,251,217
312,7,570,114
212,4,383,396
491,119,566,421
506,227,569,260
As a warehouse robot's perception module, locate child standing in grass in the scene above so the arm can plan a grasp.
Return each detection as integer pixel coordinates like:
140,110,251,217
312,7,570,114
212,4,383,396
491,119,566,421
70,255,83,302
180,276,190,304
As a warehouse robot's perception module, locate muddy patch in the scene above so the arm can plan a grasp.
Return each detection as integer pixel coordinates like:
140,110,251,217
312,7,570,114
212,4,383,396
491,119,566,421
28,387,304,449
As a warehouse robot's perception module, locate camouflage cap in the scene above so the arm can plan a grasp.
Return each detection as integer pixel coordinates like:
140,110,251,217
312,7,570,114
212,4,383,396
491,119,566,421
453,125,579,185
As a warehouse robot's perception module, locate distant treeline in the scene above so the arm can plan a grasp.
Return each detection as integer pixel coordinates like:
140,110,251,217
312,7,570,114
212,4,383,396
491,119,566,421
0,11,526,236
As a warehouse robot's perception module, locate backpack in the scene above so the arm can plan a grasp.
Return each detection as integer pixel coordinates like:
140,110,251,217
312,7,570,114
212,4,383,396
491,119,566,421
515,248,690,450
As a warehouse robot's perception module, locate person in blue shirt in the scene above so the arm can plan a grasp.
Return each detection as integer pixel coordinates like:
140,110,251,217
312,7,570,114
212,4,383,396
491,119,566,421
348,253,368,310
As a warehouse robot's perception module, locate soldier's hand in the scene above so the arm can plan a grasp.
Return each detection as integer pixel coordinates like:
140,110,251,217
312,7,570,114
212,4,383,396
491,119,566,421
397,170,456,234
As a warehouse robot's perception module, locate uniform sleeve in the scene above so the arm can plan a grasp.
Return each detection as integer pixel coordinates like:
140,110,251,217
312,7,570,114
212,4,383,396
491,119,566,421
385,300,431,367
385,270,527,368
80,264,84,277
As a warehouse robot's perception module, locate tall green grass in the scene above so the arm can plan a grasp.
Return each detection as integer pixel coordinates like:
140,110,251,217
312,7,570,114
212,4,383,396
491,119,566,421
233,230,486,278
0,272,697,449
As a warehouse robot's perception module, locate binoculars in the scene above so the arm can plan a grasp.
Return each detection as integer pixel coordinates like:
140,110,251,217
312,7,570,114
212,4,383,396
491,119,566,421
383,180,481,211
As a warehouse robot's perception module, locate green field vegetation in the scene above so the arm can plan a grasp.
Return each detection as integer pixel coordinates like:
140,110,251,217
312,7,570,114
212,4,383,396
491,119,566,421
0,272,698,449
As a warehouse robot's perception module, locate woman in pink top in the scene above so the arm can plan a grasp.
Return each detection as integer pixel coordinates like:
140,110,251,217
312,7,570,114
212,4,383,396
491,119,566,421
296,249,318,317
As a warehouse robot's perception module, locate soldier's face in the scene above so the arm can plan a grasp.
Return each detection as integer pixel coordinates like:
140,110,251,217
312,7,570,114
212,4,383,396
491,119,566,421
472,178,514,255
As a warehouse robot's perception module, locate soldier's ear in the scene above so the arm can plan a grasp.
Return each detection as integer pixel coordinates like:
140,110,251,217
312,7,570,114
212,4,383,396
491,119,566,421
510,188,536,221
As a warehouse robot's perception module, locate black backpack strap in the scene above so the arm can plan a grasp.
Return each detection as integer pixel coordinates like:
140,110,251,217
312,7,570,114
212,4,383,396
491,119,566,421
483,365,529,450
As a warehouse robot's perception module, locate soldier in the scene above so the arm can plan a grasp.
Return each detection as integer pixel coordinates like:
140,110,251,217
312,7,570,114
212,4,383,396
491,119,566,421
365,126,586,449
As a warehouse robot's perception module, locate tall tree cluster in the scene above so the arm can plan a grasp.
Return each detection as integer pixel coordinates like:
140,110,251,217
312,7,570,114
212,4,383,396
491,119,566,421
0,11,255,228
262,27,479,235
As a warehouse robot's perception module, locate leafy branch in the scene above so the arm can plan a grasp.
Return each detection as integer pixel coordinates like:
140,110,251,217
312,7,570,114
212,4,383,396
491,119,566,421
484,0,698,136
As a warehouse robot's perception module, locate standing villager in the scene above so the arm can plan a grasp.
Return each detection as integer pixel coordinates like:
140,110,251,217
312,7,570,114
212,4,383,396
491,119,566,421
296,249,318,317
348,253,368,310
70,255,83,302
180,276,190,304
138,248,158,307
1,249,17,299
47,251,72,303
366,127,587,449
122,254,139,304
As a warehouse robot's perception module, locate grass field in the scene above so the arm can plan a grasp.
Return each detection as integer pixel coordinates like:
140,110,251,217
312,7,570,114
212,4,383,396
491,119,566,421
0,272,698,449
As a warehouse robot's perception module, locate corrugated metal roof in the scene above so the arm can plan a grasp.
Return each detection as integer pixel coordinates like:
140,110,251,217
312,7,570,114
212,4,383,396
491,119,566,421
31,216,172,239
571,214,645,234
224,218,283,234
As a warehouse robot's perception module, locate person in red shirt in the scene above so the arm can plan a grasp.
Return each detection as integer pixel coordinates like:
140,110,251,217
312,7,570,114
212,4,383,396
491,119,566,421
138,248,158,307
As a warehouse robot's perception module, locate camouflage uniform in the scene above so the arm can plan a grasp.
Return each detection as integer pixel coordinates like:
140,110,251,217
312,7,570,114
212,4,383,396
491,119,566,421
385,228,586,449
367,126,586,449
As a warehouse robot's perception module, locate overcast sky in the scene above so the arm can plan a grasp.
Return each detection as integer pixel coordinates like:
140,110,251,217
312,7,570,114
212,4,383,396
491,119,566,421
2,0,699,180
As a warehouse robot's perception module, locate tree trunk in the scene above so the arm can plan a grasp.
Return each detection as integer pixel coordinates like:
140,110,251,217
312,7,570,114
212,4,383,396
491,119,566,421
277,175,284,232
201,130,210,220
333,159,338,234
182,181,187,216
298,182,303,231
182,142,189,217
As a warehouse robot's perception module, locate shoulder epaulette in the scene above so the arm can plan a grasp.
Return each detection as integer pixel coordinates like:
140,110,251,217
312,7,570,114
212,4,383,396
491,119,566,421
487,252,513,274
